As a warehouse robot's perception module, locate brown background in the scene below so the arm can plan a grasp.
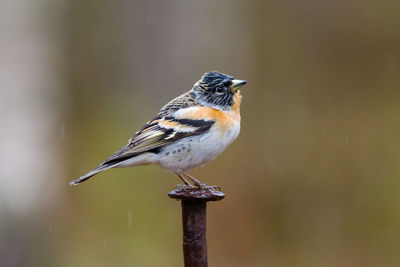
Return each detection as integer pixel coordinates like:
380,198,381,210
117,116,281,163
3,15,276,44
1,0,400,266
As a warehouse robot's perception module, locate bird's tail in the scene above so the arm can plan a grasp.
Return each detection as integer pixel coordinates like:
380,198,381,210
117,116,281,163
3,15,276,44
69,162,119,186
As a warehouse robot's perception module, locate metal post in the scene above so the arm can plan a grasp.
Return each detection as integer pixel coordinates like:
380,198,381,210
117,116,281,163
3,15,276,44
169,185,225,267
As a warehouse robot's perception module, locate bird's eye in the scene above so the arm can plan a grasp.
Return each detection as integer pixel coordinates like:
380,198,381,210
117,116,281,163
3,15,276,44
216,87,224,94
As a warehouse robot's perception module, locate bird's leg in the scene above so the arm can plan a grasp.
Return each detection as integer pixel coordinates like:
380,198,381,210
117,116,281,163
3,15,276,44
182,172,203,187
176,172,190,185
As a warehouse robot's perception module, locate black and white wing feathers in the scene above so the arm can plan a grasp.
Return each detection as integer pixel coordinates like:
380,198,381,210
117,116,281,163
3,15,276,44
102,91,213,164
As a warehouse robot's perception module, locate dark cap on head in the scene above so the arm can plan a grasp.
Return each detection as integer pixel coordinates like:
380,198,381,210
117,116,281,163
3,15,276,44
197,71,233,90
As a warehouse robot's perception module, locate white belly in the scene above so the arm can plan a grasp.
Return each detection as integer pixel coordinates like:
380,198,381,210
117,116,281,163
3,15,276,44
155,124,240,172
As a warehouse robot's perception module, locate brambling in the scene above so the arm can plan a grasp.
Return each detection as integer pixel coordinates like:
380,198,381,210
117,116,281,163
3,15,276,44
70,71,247,186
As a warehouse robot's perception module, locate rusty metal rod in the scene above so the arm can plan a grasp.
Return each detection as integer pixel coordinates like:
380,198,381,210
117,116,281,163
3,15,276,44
181,200,207,266
169,185,225,267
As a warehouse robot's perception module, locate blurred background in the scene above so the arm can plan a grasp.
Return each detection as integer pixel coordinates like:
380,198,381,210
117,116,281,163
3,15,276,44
1,0,400,266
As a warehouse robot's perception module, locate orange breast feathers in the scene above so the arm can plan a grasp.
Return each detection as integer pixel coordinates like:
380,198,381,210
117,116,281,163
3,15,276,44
174,92,242,131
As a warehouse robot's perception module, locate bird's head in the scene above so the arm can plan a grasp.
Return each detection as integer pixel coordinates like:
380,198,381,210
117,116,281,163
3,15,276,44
192,71,247,110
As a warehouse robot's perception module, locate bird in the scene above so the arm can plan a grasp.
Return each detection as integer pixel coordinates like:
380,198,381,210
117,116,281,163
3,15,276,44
70,71,247,186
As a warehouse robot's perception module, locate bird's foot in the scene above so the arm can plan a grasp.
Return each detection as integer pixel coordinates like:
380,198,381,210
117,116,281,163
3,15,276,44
176,172,222,191
176,183,204,189
175,183,220,192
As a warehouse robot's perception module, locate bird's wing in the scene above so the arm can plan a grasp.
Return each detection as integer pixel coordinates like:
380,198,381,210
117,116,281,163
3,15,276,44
101,92,214,165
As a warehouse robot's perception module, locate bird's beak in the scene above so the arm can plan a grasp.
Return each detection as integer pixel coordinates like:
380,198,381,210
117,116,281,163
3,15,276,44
231,79,247,93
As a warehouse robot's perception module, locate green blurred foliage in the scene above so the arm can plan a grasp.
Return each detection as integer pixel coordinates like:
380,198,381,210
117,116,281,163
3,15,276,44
2,0,400,266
